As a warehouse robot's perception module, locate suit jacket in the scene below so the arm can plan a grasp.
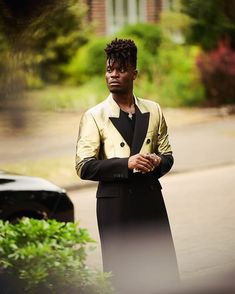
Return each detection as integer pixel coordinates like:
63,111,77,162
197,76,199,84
75,94,173,198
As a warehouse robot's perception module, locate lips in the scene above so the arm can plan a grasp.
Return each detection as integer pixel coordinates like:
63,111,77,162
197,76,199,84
109,81,120,85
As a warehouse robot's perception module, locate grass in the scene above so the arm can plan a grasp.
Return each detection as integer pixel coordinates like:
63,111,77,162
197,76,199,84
1,156,79,189
27,72,205,112
27,76,169,112
26,75,179,113
27,77,109,112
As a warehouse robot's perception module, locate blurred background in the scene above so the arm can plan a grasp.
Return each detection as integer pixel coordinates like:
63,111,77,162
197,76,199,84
0,1,235,291
0,0,235,186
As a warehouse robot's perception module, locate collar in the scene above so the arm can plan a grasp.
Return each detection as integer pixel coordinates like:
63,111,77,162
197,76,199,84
107,94,147,118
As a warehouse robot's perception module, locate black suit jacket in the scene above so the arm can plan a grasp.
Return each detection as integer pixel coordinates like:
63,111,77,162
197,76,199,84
76,94,173,195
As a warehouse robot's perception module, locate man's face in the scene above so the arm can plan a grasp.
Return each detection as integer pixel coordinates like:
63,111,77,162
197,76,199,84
105,59,137,94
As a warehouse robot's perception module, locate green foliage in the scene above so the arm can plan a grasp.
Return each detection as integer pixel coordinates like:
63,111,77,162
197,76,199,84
27,41,206,109
0,0,90,84
181,0,235,50
20,18,206,109
160,11,192,44
27,42,205,110
63,37,110,84
0,31,9,53
30,1,90,83
119,23,162,55
0,218,113,294
115,23,162,79
153,44,205,106
118,23,161,77
30,77,108,111
61,22,161,85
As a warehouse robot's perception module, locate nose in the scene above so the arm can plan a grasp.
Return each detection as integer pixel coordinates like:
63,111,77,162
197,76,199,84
111,68,119,78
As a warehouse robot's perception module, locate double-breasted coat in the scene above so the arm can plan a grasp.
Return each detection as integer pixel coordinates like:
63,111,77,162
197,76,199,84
76,94,179,292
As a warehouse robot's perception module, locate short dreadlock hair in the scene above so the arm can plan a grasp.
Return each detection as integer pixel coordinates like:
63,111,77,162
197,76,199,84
104,38,137,69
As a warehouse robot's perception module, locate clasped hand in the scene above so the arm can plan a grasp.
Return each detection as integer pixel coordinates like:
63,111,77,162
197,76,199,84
128,153,161,173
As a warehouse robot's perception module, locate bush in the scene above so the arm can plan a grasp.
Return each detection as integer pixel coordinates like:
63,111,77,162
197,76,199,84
153,44,205,106
159,11,192,44
64,37,110,84
119,23,162,55
196,41,235,105
181,0,235,51
0,218,113,294
0,0,90,84
117,23,162,79
64,24,162,85
30,77,108,111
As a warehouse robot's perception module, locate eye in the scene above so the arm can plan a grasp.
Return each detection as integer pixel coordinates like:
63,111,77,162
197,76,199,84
106,67,112,73
120,67,126,73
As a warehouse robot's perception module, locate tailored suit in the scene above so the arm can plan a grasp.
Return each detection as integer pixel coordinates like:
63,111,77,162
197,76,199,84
76,94,179,293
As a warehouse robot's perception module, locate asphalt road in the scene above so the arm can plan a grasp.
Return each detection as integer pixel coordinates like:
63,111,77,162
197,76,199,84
69,163,235,279
170,117,235,173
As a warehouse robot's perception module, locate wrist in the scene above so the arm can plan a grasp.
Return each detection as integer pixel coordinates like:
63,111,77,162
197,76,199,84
128,157,134,170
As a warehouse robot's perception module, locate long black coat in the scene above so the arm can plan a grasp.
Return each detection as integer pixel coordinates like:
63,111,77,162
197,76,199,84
76,95,179,293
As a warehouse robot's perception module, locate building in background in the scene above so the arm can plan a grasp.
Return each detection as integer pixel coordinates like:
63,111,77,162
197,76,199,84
85,0,172,35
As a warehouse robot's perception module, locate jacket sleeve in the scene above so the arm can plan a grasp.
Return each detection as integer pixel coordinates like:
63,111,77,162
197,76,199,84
155,153,174,178
75,111,129,182
154,104,174,178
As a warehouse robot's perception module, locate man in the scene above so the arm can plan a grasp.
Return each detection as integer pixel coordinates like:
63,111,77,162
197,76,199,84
76,38,179,293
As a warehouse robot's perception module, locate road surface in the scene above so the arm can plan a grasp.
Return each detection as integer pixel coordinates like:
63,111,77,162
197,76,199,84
69,162,235,283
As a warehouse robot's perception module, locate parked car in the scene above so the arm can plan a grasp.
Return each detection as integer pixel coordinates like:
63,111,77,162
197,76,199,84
0,171,74,222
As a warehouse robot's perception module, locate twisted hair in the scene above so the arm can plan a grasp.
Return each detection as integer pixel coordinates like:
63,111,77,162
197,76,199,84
104,38,137,69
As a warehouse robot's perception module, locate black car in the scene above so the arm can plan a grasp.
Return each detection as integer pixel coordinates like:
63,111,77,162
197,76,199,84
0,171,74,222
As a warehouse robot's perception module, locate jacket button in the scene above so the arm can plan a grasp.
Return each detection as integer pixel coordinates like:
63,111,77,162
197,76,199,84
120,142,125,147
146,138,151,144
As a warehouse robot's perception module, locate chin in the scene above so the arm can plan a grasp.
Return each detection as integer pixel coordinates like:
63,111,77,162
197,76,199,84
109,87,125,94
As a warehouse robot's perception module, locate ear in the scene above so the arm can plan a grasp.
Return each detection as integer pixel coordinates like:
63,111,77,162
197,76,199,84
133,69,138,80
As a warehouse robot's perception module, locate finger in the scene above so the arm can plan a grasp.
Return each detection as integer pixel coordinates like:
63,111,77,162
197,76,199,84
140,158,155,169
146,156,155,165
155,157,160,164
137,160,154,172
146,154,160,167
137,164,150,173
134,154,155,171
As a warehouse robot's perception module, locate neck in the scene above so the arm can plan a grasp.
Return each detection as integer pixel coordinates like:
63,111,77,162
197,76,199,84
112,93,135,116
112,92,134,107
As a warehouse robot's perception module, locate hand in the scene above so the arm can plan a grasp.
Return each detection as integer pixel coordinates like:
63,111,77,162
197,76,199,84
145,153,162,168
128,153,155,173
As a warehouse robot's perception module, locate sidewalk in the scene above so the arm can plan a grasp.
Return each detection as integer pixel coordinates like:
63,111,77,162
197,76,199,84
170,115,235,173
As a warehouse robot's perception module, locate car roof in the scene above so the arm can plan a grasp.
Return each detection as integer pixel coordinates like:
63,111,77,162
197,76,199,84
0,171,65,192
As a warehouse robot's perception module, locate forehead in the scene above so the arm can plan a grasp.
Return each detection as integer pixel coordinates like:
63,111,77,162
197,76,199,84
106,59,134,70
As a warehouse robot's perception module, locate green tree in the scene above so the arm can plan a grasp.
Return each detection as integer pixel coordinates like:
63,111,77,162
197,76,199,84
118,23,162,79
181,0,235,50
159,0,192,45
0,0,90,129
0,0,90,83
119,23,162,55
